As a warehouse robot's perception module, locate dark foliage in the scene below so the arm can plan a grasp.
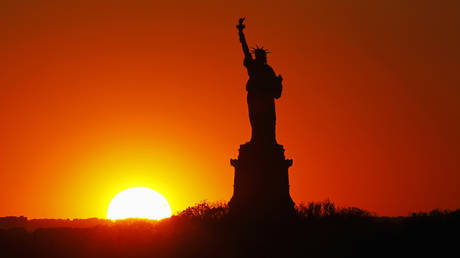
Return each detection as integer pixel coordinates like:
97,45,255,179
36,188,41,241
1,201,458,258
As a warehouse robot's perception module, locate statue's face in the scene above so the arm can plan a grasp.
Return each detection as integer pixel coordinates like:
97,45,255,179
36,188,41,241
255,54,267,65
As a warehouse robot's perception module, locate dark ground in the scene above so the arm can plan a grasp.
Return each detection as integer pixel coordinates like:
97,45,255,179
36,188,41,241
1,201,458,258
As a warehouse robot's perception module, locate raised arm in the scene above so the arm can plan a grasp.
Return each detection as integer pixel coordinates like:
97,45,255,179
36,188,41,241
236,18,252,61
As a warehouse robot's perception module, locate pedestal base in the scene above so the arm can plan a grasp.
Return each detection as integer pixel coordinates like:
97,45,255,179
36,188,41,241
229,142,295,218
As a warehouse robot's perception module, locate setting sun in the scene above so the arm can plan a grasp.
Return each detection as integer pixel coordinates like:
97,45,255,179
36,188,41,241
107,187,172,220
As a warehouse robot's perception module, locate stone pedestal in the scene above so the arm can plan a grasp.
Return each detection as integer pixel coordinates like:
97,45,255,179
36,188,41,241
229,142,295,217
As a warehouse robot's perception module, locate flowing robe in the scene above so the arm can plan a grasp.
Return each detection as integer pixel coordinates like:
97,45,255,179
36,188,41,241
244,57,282,145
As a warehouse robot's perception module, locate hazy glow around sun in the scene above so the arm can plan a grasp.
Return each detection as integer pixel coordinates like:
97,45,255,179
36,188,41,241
107,187,172,220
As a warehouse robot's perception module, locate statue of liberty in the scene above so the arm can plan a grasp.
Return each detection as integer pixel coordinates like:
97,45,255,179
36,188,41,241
230,18,294,217
237,18,283,146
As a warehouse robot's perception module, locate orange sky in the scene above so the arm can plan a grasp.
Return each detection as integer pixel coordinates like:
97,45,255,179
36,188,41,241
1,0,459,218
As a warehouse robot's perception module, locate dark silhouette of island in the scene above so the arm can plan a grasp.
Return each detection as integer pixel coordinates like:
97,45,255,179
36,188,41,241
1,202,459,258
229,18,294,218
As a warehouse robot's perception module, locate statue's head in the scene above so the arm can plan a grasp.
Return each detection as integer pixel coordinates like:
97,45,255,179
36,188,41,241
252,46,269,64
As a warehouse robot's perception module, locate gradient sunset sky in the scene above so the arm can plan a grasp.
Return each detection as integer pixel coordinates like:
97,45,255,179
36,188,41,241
1,0,459,218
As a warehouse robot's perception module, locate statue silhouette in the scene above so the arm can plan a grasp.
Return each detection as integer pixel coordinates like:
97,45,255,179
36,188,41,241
229,18,294,218
237,18,283,146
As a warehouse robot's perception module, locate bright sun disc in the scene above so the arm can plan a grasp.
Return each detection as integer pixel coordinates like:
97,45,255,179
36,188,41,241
107,187,172,220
